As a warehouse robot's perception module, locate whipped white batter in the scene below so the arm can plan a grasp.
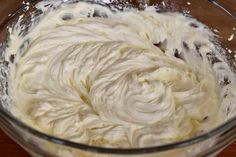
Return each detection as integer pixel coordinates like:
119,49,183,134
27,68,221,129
5,2,236,148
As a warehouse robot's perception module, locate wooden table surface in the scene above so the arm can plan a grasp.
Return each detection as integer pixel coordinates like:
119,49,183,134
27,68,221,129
0,0,236,157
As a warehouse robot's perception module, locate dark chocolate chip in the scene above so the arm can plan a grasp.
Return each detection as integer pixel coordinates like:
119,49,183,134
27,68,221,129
206,52,221,64
194,42,202,52
93,10,108,18
174,49,183,60
3,61,9,67
199,53,202,58
19,39,30,55
93,10,100,17
182,41,189,50
5,82,8,95
153,42,161,48
154,40,167,53
203,116,208,121
44,4,51,7
87,12,91,17
223,77,231,85
224,93,228,98
193,42,203,58
62,13,74,21
9,54,15,63
190,23,198,28
227,107,231,115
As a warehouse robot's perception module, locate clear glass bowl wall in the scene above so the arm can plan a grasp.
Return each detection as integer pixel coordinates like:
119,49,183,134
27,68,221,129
0,0,236,157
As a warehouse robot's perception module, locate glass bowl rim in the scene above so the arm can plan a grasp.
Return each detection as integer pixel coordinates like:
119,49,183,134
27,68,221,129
1,106,236,154
0,0,236,155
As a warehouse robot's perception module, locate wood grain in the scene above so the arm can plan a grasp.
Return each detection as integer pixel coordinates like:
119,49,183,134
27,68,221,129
0,0,236,156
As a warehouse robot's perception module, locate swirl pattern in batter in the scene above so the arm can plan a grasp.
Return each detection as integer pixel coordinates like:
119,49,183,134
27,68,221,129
7,2,223,148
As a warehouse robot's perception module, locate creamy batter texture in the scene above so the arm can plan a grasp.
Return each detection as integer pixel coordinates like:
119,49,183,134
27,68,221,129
5,1,236,148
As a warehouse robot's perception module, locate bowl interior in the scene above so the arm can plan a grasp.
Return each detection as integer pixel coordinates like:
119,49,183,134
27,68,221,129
0,0,236,156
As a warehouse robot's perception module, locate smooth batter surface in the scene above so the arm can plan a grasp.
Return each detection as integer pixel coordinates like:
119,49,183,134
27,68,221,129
6,2,229,148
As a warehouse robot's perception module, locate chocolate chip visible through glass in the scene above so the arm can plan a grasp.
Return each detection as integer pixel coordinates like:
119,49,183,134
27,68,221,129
190,23,199,28
224,93,228,98
203,116,208,121
93,10,100,17
153,42,161,48
9,54,15,63
5,82,8,95
182,41,189,50
153,40,167,53
174,49,183,60
3,61,9,67
194,42,202,52
93,10,108,18
19,39,30,55
227,107,231,115
194,42,203,58
87,12,91,17
62,13,74,21
206,52,222,64
223,77,231,85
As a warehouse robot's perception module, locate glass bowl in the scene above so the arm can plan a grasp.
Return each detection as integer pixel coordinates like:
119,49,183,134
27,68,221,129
0,0,236,157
